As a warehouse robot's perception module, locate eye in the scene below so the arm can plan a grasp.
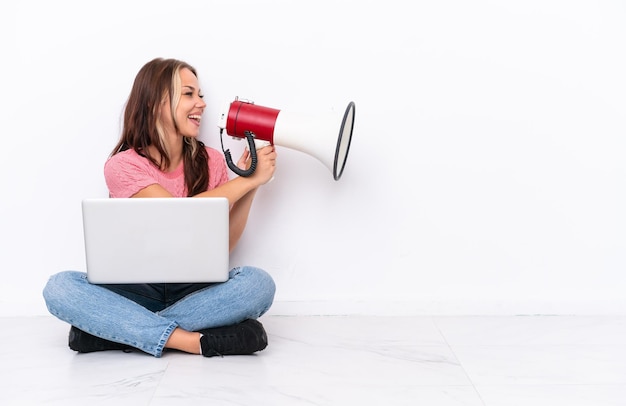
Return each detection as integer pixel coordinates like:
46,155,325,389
199,94,204,99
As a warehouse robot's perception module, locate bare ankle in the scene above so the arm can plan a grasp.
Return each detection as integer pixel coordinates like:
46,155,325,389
165,328,202,354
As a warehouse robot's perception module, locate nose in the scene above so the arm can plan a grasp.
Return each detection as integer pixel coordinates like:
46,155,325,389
197,96,206,109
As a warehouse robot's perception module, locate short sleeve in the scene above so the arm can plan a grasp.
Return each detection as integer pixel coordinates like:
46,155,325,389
206,147,230,189
104,151,160,198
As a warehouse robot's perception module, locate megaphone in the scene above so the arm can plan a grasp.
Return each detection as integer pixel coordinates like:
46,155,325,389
217,98,355,181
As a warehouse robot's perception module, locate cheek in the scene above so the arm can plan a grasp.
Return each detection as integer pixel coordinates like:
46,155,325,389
158,105,174,126
177,112,190,127
176,104,191,123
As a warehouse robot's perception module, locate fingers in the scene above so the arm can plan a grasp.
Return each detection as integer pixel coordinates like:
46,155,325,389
236,149,251,170
262,148,277,169
238,148,250,162
236,146,276,184
257,146,277,161
254,146,276,184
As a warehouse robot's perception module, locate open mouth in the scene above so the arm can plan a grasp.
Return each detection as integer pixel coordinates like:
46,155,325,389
188,114,202,125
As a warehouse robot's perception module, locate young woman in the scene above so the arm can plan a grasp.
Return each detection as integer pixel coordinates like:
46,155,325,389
43,58,277,358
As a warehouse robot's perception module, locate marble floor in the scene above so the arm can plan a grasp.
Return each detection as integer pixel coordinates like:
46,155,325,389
2,315,626,405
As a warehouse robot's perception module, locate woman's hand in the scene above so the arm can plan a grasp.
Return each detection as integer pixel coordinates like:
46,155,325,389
236,148,252,171
237,145,276,186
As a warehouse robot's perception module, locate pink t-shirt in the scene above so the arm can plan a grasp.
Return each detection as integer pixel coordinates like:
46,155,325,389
104,147,230,198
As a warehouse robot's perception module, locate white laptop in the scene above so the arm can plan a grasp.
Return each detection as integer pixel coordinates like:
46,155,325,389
82,197,230,284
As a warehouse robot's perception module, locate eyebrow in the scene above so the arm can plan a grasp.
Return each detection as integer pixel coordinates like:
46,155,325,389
182,85,203,95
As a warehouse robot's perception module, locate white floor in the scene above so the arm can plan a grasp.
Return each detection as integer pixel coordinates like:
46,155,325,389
2,315,626,405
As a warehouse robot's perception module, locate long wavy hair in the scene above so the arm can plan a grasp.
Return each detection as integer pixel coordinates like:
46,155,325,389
110,58,209,196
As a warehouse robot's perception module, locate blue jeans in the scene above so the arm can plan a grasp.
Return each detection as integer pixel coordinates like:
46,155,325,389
42,267,275,357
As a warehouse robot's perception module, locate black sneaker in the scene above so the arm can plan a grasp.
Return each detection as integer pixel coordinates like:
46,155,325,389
68,326,133,353
198,319,268,357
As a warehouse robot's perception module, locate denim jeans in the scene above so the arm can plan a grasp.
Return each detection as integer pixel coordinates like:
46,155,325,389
42,266,275,357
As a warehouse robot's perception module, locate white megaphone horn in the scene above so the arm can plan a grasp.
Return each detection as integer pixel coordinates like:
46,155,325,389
217,98,356,181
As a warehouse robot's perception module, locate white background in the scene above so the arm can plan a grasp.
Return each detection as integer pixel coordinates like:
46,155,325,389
1,0,624,316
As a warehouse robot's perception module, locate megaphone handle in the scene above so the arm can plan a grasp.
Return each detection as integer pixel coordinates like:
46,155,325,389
253,139,275,183
222,130,258,177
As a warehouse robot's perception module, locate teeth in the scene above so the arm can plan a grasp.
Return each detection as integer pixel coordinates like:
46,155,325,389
189,115,202,121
